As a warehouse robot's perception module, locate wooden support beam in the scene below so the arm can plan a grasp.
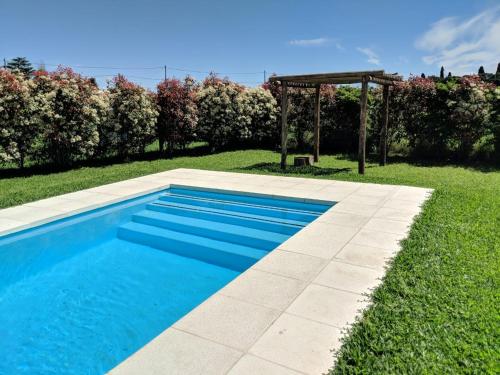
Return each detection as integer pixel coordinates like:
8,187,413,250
313,85,320,162
379,85,390,166
358,75,369,175
280,82,289,169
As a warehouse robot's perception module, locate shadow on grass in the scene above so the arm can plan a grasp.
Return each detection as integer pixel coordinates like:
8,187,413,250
238,162,352,176
0,143,213,179
335,153,499,173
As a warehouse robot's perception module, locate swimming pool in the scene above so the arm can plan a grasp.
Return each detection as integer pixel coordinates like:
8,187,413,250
0,186,332,374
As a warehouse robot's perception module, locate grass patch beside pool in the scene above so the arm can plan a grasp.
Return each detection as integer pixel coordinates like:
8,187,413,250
1,149,499,373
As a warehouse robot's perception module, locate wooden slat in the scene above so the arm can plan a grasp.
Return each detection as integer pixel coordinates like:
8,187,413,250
368,76,400,85
280,82,289,169
358,75,369,175
313,85,321,163
379,85,390,166
269,70,385,82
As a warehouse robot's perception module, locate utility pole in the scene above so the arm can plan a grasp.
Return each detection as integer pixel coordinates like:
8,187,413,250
164,65,167,81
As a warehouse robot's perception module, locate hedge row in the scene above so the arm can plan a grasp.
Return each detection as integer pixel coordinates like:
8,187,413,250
0,69,278,168
1,68,499,169
265,76,499,161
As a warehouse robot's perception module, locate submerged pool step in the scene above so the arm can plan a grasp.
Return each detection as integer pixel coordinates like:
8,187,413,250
168,187,331,213
132,210,287,250
149,201,308,228
158,194,320,224
117,222,267,271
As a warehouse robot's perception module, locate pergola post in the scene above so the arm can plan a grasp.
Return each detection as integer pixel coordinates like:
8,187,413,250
358,75,369,174
379,85,390,166
313,85,321,163
280,82,289,169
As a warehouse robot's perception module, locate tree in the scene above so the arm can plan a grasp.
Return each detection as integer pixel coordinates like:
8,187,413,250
421,73,426,78
241,87,278,146
496,62,500,75
0,70,40,168
440,66,445,79
32,68,107,165
106,75,158,157
6,57,34,77
156,77,198,154
478,66,485,75
197,76,250,150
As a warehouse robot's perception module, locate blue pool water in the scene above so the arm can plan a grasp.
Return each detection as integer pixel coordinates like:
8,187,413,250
0,186,331,374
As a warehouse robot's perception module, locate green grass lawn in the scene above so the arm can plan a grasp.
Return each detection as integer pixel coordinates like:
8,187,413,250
1,149,499,373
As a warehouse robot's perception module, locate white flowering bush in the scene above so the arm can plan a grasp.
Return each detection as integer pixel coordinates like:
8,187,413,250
197,77,250,150
32,68,107,165
106,75,158,157
0,69,40,168
447,76,494,158
241,87,278,146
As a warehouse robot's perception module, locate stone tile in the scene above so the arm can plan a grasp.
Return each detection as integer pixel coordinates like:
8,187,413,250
254,250,328,281
363,217,410,235
335,243,395,270
249,313,342,375
374,207,419,222
340,194,388,206
228,354,302,375
24,197,97,213
174,294,280,351
0,205,65,222
219,269,306,311
350,229,404,250
286,284,367,328
314,260,384,294
110,328,242,375
393,186,432,202
280,222,358,259
383,198,424,211
317,211,370,227
0,217,26,234
330,201,379,216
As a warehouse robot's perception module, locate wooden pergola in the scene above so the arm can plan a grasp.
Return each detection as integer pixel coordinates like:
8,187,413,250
269,70,402,174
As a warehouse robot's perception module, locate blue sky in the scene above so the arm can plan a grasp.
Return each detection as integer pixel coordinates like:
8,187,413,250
1,0,499,88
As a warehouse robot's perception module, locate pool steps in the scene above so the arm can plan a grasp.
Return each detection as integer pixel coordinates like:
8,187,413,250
117,190,323,271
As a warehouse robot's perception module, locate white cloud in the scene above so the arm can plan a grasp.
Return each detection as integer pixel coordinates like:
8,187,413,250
288,37,342,49
415,7,500,75
357,47,380,65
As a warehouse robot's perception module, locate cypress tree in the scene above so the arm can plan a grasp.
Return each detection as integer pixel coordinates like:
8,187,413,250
421,73,426,78
6,57,34,77
496,62,500,75
478,66,485,75
440,66,445,79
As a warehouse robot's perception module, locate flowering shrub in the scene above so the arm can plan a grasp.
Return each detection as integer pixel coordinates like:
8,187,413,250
32,68,107,165
0,69,39,168
156,77,198,153
447,76,494,158
241,87,278,146
106,75,158,157
197,76,250,150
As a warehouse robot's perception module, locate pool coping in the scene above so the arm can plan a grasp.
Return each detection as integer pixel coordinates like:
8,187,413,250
0,169,433,375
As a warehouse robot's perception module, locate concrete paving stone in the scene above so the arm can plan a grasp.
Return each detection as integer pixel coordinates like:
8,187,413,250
254,250,328,281
249,313,342,375
335,243,396,270
286,284,367,328
219,269,307,311
228,354,303,375
317,211,370,227
110,328,242,375
363,217,411,235
314,260,384,294
350,229,405,250
174,294,281,351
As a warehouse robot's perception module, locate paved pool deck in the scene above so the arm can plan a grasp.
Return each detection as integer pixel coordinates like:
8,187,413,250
0,169,432,375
